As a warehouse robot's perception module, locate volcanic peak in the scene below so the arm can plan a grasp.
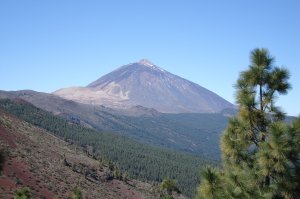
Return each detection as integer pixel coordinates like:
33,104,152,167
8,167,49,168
135,59,165,72
138,59,155,67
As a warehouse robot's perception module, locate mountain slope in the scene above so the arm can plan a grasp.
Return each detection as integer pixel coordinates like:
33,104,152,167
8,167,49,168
54,59,234,113
0,98,213,197
0,107,159,199
0,90,228,158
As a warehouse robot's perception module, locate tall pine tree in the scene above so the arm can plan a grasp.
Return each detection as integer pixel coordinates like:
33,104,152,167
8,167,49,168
197,48,300,199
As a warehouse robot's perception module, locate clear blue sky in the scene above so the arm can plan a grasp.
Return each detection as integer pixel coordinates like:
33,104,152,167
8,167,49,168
0,1,299,116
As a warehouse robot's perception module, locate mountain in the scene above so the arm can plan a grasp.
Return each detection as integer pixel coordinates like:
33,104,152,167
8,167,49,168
53,59,234,113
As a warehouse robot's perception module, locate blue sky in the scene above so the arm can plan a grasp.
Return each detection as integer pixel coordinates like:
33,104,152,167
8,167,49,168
0,0,299,116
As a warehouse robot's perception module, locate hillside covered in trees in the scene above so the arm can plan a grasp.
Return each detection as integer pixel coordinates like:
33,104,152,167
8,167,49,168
0,98,214,197
0,107,167,198
0,89,230,159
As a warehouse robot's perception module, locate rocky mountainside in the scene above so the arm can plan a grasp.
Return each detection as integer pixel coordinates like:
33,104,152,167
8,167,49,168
54,59,234,113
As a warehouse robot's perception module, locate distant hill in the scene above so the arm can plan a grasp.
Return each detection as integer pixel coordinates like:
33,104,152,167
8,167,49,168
0,90,230,158
53,59,235,113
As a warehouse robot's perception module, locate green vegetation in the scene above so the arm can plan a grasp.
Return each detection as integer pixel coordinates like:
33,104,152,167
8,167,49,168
197,48,300,198
0,99,213,197
63,105,229,158
71,187,83,199
160,177,179,198
0,89,230,159
124,113,229,158
14,187,32,199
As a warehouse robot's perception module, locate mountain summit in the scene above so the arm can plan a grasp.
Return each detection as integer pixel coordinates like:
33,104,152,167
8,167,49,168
137,58,156,67
53,60,234,113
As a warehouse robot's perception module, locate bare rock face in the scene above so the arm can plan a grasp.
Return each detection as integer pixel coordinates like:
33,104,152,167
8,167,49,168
53,59,234,113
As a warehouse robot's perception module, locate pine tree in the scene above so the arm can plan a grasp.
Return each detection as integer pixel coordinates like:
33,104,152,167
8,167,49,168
160,177,179,198
197,48,300,199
